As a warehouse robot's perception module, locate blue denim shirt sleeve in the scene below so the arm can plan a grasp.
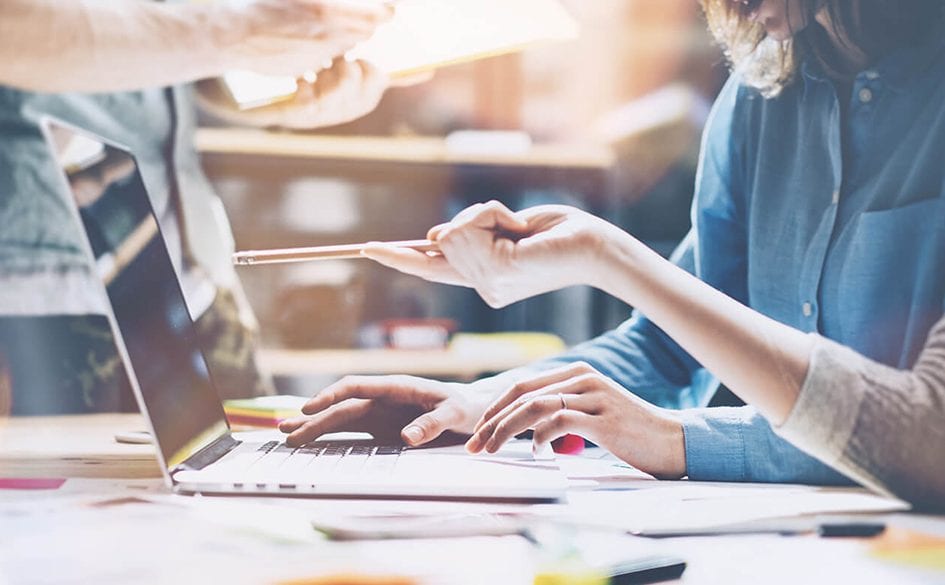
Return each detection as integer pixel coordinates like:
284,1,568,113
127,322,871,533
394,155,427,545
680,407,853,484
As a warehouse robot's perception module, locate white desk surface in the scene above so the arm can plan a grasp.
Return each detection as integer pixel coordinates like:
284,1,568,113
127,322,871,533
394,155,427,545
2,414,943,584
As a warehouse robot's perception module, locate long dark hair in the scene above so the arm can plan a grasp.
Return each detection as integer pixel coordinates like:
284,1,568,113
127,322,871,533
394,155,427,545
701,0,945,96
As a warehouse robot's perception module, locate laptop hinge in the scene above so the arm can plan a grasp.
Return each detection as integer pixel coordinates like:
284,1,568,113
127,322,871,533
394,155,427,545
176,433,241,472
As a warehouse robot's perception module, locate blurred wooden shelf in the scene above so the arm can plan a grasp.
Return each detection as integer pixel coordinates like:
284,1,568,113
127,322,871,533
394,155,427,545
258,347,559,380
196,128,615,170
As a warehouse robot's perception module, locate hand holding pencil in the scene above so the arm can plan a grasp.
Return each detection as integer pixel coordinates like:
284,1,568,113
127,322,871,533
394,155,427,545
233,201,529,268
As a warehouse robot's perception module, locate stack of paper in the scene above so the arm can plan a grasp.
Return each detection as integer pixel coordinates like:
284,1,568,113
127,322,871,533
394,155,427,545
223,395,309,429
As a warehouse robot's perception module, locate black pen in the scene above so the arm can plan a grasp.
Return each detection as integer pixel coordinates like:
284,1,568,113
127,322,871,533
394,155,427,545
817,522,886,538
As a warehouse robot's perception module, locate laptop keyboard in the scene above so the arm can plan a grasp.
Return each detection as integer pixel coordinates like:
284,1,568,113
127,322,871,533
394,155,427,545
230,440,405,482
255,440,404,457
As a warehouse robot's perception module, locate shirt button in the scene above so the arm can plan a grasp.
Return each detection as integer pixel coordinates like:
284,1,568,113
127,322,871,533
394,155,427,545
859,88,874,103
802,302,814,317
831,190,840,205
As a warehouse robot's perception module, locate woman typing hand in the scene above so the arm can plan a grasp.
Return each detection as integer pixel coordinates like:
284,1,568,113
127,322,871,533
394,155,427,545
466,361,687,479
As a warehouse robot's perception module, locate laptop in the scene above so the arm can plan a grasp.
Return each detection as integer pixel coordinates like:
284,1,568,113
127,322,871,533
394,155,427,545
40,117,567,501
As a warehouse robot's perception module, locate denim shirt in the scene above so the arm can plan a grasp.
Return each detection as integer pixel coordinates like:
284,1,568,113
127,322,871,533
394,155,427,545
0,84,236,316
537,37,945,485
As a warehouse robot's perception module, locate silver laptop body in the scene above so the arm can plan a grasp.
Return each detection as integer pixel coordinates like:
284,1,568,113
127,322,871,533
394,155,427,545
41,117,567,501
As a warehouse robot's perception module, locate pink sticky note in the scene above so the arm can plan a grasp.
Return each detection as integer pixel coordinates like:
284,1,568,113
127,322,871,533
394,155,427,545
0,478,67,490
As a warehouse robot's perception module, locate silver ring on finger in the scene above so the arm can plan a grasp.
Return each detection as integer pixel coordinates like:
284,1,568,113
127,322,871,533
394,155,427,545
558,393,568,411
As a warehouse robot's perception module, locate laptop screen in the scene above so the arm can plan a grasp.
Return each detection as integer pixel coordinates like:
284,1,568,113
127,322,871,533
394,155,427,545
45,121,229,470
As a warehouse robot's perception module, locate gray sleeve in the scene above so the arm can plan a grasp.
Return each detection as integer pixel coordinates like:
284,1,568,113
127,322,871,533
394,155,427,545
776,318,945,510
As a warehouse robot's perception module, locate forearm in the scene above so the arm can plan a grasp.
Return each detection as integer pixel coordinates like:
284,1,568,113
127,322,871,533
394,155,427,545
0,0,237,92
596,230,813,425
779,326,945,508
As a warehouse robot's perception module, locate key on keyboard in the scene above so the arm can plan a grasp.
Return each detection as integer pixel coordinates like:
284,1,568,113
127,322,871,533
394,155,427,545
248,440,404,480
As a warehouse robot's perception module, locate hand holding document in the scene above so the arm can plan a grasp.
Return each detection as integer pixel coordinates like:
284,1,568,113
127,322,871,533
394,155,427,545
223,0,579,109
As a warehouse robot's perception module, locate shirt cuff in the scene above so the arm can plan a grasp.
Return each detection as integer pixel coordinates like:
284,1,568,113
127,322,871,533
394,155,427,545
775,334,869,467
679,407,749,481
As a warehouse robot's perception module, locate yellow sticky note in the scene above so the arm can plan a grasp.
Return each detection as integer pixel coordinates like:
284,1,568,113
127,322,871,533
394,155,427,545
870,527,945,571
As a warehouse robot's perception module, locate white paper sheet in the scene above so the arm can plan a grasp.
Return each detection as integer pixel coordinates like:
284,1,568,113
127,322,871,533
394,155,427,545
560,484,910,535
0,495,535,585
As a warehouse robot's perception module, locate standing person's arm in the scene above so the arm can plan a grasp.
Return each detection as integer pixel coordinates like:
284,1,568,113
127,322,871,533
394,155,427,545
0,0,390,93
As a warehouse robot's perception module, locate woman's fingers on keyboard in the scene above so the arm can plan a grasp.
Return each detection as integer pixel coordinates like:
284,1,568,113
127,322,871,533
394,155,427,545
302,375,443,415
284,399,371,447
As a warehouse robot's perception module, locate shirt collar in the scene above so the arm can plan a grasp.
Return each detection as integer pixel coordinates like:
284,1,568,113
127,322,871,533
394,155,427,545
801,33,945,92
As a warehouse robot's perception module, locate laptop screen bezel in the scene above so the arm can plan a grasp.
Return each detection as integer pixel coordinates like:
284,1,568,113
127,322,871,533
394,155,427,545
39,115,233,486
